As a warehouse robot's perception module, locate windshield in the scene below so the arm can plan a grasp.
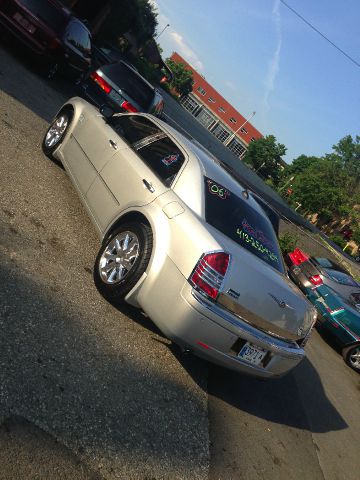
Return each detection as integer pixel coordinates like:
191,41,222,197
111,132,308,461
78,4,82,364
204,177,284,272
101,63,155,110
323,268,359,286
19,0,68,32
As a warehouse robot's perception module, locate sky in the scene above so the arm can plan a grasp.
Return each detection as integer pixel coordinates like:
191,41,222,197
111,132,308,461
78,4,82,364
150,0,360,163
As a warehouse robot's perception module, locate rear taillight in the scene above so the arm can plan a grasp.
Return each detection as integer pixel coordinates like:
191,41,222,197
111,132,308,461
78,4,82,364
48,37,61,49
90,71,112,94
309,275,323,286
121,100,138,113
190,252,230,300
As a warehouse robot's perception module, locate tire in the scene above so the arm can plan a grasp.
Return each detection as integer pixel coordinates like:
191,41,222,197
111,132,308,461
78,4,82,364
42,108,73,158
94,222,153,303
342,343,360,372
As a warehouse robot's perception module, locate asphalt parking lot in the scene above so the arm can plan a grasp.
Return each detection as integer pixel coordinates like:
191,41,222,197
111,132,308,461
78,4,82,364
1,45,360,480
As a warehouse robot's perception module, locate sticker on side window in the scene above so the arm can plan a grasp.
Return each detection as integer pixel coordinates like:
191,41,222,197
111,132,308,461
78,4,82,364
161,153,180,166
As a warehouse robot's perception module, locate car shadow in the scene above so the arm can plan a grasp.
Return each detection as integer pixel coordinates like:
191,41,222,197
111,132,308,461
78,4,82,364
0,43,76,124
107,297,347,434
0,257,209,478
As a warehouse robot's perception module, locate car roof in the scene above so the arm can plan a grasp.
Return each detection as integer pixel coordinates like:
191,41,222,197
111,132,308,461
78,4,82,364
150,115,269,218
311,257,348,273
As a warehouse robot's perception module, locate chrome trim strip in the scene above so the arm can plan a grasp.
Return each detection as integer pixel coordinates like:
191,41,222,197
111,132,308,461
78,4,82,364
191,290,304,359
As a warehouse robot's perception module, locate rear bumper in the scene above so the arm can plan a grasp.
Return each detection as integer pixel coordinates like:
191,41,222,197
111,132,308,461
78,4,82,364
79,80,124,113
0,12,49,58
137,255,305,379
178,285,305,378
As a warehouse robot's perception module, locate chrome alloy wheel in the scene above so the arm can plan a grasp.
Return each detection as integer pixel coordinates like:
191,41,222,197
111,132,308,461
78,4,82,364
99,231,140,284
44,114,69,149
348,345,360,370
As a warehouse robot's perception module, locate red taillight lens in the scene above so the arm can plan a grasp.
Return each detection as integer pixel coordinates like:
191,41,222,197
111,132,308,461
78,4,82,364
90,72,112,94
190,252,230,300
326,307,345,315
121,100,138,113
48,37,61,49
309,275,323,286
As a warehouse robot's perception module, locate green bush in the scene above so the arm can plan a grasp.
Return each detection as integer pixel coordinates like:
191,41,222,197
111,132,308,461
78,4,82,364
329,234,347,250
278,232,299,255
352,227,360,246
318,208,332,224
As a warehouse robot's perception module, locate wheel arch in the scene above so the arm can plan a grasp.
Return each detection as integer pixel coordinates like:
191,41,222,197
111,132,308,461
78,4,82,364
103,211,151,242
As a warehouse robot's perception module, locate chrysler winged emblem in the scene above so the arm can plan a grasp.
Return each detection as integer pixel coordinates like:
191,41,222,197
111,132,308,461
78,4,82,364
268,293,294,310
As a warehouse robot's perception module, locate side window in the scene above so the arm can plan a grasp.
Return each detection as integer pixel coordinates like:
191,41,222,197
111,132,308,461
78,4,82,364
66,22,91,56
137,137,185,187
109,115,162,145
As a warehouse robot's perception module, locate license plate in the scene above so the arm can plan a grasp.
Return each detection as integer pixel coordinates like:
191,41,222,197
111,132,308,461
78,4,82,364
13,12,36,34
238,342,267,366
108,89,123,104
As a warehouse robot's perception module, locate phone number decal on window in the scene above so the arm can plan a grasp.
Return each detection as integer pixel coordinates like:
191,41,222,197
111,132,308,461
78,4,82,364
236,228,279,264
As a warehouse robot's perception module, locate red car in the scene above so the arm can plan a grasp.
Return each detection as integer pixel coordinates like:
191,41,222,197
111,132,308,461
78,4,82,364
0,0,91,77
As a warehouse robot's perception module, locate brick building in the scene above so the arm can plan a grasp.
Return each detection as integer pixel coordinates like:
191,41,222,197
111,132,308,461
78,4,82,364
170,52,263,158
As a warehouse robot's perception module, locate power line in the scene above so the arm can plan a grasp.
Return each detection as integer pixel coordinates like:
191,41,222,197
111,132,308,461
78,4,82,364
279,0,360,68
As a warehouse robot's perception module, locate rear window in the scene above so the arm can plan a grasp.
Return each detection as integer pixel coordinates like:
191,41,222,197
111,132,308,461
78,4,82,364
323,268,359,286
20,0,68,32
101,63,155,109
204,177,284,272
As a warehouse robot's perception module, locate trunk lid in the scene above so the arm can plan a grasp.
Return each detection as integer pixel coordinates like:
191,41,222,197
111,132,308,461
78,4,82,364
212,227,314,342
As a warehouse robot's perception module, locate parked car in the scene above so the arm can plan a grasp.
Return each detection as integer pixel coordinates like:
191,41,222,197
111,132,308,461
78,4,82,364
287,253,360,305
307,285,360,372
91,43,174,83
287,250,360,372
41,97,317,379
78,61,165,117
0,0,91,77
90,44,126,68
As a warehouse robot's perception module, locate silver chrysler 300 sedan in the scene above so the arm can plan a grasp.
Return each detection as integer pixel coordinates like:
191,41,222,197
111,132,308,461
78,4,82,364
42,97,316,378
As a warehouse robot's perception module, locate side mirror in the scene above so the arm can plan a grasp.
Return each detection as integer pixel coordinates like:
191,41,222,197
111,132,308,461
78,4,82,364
99,104,114,120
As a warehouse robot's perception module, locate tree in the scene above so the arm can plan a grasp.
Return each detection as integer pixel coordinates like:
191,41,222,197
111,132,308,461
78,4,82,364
165,58,194,96
289,158,349,214
242,135,286,187
97,0,157,49
285,154,319,176
132,0,158,46
328,135,360,196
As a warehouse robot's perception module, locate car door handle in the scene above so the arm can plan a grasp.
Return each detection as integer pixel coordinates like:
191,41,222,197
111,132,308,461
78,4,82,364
142,179,155,193
109,139,118,150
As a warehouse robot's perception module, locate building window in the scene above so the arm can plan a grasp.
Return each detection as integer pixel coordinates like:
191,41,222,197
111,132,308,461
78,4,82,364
227,138,247,157
240,127,248,134
208,97,216,103
250,137,256,142
229,117,237,124
218,106,226,113
211,123,231,143
197,86,206,96
180,94,201,113
196,108,216,129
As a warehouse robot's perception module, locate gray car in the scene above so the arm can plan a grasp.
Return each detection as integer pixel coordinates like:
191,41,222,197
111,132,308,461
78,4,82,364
288,256,360,310
42,97,316,378
79,60,164,117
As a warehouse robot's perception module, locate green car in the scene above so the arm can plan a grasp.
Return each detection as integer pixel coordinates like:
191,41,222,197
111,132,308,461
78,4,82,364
306,284,360,372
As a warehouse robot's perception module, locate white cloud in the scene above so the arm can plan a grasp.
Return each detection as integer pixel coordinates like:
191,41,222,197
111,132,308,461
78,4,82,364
263,0,282,114
169,32,204,71
150,0,203,72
